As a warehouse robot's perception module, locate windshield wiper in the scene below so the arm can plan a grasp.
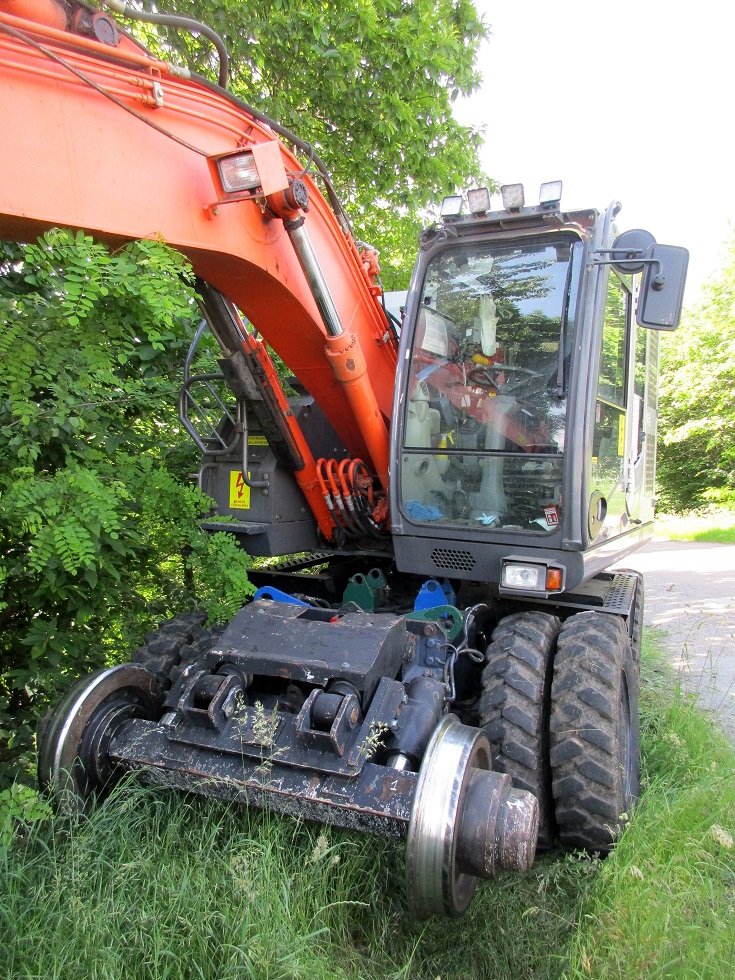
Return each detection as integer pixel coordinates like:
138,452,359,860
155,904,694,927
555,251,576,398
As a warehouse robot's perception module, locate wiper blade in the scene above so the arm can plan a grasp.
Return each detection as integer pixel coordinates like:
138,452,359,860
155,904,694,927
555,251,576,398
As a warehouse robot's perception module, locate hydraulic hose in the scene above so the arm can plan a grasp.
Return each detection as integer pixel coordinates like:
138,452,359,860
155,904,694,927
104,1,229,88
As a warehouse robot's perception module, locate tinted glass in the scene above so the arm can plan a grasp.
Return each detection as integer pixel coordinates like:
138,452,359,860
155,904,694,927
401,239,580,533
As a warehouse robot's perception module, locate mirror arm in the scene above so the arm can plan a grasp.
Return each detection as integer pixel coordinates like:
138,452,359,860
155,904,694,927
587,251,664,284
588,250,661,270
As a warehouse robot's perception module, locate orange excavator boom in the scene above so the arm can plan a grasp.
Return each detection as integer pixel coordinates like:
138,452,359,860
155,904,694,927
0,0,397,491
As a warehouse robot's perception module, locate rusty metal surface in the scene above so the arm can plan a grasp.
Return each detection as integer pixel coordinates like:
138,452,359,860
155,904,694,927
456,769,538,878
208,600,407,699
109,718,416,837
167,676,405,778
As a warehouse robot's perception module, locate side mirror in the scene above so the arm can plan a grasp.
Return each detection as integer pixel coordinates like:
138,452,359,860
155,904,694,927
611,228,656,275
637,244,689,330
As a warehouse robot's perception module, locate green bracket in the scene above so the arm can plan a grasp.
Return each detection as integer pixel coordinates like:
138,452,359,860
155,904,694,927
342,568,389,612
405,605,464,643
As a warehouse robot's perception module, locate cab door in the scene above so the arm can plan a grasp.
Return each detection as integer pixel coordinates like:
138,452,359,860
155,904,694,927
626,325,659,524
590,270,631,540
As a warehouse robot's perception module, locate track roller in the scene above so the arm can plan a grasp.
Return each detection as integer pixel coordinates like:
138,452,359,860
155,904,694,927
405,714,539,918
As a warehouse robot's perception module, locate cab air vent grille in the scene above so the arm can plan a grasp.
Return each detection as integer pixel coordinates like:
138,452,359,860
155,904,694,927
430,547,476,572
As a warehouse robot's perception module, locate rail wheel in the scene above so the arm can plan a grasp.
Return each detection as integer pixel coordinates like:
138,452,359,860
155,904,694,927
38,663,162,813
406,716,492,918
405,714,538,918
479,611,561,849
549,611,640,852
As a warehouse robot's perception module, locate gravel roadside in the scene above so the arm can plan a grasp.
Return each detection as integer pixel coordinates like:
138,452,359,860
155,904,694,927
614,540,735,738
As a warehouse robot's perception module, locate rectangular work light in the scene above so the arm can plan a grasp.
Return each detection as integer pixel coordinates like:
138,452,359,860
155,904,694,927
467,187,492,215
440,195,463,218
208,141,289,204
217,150,260,193
500,183,524,211
539,180,563,207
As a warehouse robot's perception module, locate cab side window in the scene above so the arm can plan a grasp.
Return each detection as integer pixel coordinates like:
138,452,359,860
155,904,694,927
592,273,630,495
598,274,628,406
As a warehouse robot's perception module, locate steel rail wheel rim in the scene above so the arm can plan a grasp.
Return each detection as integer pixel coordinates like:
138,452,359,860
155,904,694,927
406,713,492,918
38,663,161,813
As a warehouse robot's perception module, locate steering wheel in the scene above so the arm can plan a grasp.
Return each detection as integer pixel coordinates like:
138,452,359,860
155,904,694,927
468,363,543,390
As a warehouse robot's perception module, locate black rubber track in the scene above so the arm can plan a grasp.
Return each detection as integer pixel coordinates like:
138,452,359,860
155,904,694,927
479,611,561,850
549,610,640,853
131,611,224,690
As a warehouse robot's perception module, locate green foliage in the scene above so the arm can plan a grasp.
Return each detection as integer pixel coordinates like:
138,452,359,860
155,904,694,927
187,532,256,625
0,232,254,778
567,639,735,978
658,236,735,510
0,783,52,850
654,508,735,544
126,0,489,287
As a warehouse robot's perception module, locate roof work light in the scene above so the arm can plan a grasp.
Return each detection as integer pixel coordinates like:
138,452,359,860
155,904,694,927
539,180,563,207
467,187,491,215
500,183,524,211
440,195,463,218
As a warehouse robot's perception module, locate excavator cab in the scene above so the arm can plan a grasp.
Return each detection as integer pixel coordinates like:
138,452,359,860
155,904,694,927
391,186,688,598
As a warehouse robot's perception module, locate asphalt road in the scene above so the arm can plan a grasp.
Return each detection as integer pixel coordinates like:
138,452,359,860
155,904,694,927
614,540,735,738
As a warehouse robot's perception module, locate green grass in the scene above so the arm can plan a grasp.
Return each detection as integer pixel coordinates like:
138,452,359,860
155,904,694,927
565,644,735,978
2,636,735,978
1,786,590,979
655,509,735,544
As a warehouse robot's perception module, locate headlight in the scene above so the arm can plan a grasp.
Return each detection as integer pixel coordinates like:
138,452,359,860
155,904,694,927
217,150,260,193
501,562,544,591
500,559,565,594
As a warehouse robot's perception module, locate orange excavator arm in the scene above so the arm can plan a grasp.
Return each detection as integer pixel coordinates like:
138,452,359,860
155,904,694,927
0,0,397,494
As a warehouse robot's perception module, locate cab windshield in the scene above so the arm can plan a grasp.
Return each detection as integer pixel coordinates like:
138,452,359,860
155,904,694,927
401,238,581,533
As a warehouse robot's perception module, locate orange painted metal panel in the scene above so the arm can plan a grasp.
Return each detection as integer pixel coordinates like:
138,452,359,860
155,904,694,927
0,13,397,471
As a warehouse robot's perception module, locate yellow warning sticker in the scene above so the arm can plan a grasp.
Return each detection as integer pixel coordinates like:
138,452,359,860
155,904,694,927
248,435,268,446
229,471,251,510
617,414,626,456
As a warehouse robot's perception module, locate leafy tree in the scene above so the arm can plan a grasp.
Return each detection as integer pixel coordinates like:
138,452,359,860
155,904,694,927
0,232,254,777
657,237,735,511
125,0,489,288
0,0,489,780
